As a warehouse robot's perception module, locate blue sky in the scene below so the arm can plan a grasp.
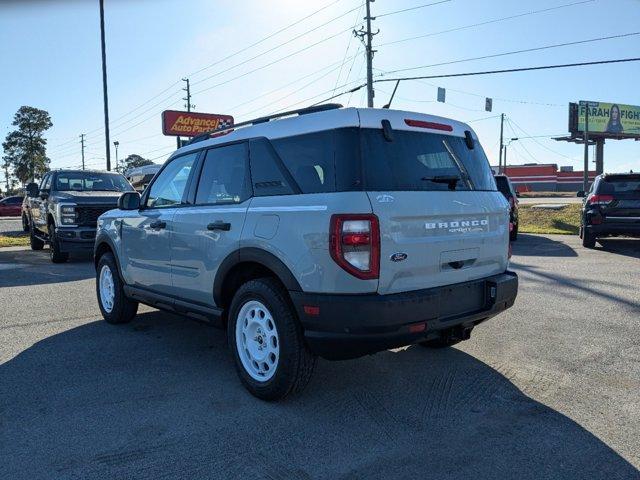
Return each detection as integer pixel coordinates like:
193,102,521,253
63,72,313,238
1,0,638,181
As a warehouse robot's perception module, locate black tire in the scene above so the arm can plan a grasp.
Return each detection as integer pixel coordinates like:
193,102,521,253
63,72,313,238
510,222,518,241
96,252,138,324
22,213,29,232
29,220,44,250
48,223,69,263
227,278,316,401
582,229,596,248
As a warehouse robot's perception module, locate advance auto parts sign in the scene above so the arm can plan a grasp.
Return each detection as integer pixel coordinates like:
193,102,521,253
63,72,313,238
578,101,640,138
162,110,234,137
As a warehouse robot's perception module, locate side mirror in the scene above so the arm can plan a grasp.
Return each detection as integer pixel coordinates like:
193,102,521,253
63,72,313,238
118,191,140,210
576,190,585,198
26,182,39,198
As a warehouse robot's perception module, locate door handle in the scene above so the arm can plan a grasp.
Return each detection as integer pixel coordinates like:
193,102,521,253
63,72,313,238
207,221,231,231
149,220,166,229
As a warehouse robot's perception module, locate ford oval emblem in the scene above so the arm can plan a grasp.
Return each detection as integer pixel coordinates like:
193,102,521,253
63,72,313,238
390,252,408,262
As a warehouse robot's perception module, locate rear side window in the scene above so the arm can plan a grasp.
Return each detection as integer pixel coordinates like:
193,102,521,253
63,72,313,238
249,139,295,196
361,129,496,191
598,176,640,196
195,143,251,205
271,131,335,194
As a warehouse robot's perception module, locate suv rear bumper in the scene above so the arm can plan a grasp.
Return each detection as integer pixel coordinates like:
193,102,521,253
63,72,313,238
290,271,518,360
585,222,640,237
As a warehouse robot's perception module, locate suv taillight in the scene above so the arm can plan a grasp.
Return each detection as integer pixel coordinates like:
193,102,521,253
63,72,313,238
330,214,380,280
588,194,614,206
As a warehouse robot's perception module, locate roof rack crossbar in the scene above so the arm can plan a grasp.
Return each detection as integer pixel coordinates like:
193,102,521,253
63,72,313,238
185,103,343,146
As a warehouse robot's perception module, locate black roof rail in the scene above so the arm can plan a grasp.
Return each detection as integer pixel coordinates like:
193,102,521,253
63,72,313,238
185,103,343,146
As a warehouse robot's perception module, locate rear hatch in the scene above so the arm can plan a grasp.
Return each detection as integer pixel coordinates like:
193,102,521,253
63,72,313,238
598,175,640,222
359,123,509,294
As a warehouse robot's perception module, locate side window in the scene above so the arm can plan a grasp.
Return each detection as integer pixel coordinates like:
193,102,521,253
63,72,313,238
195,143,251,205
146,153,197,208
270,131,335,194
249,139,295,196
41,174,51,191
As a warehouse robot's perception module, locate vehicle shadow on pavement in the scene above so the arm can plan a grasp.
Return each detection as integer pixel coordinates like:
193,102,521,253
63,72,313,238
512,234,578,257
597,238,640,259
0,249,93,288
1,311,637,479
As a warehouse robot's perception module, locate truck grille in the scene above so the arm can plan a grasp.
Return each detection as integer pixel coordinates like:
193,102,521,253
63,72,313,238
76,206,115,226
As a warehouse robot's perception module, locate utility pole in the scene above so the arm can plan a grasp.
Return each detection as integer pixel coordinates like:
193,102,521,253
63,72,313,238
498,113,505,173
583,105,590,193
354,0,377,107
99,0,111,171
182,78,194,112
80,134,86,170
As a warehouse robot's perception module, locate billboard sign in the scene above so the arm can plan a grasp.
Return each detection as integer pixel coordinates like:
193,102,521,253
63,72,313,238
162,110,234,137
576,101,640,138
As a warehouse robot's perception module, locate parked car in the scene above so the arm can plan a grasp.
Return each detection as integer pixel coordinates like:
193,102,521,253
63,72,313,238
494,174,519,241
0,195,24,217
94,104,518,400
578,172,640,248
125,163,161,192
24,169,135,263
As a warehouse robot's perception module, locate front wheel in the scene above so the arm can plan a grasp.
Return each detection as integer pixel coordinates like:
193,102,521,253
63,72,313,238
22,214,29,232
96,252,138,324
227,278,316,401
510,222,518,241
49,223,69,263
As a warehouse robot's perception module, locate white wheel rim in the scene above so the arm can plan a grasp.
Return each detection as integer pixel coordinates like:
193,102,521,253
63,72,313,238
99,265,115,313
235,300,279,382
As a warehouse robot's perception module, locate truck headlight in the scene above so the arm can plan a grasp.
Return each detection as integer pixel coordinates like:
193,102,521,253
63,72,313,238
61,216,75,225
61,206,75,214
58,204,76,226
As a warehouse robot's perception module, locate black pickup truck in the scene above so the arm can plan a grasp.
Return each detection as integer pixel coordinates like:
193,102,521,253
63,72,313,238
578,173,640,248
25,169,134,262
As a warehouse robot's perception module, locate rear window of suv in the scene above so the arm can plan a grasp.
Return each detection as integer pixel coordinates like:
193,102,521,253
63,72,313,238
599,176,640,197
261,127,496,194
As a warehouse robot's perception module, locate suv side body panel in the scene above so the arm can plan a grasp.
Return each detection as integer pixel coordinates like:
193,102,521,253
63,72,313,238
241,192,377,294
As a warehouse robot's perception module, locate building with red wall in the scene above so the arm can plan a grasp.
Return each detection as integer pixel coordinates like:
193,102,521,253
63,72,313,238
491,164,597,192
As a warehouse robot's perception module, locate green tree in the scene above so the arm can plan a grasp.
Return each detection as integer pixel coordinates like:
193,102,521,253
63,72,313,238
2,106,52,184
123,154,154,171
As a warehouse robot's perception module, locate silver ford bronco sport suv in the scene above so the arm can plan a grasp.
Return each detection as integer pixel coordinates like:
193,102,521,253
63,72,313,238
94,104,518,400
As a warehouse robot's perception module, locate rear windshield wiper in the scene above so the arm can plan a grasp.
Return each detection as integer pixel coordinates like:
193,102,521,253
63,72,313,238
421,175,460,190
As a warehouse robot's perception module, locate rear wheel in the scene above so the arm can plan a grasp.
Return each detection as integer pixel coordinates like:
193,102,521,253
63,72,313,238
96,252,138,324
22,213,29,232
509,222,518,241
29,220,44,250
227,278,316,401
582,229,596,248
49,222,69,263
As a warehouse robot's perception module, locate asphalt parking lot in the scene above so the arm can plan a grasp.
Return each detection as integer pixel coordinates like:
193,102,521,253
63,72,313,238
0,234,638,479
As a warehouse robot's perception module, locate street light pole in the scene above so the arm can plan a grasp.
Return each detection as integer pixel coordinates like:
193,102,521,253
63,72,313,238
113,141,119,172
99,0,111,172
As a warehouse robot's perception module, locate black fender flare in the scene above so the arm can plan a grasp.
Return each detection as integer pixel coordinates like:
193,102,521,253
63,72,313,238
213,248,302,306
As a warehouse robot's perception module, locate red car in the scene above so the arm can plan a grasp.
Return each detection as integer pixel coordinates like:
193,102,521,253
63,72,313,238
0,196,24,216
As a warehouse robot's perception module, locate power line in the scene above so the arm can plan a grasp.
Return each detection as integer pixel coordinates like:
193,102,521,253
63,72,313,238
186,0,343,78
375,57,640,83
193,26,355,96
191,3,363,88
332,3,364,96
378,0,595,47
381,31,640,75
376,0,452,18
